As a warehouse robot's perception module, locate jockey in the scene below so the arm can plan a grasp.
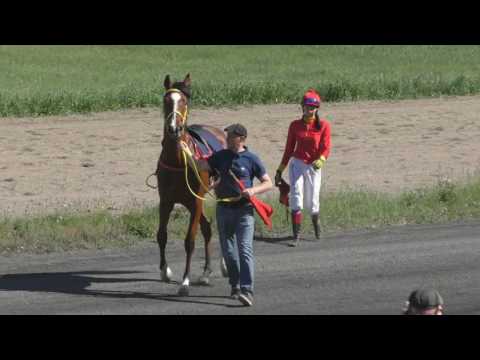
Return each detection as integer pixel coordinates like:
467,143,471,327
275,89,331,247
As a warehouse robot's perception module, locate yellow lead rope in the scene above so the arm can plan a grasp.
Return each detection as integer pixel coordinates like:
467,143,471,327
181,150,210,201
180,146,241,203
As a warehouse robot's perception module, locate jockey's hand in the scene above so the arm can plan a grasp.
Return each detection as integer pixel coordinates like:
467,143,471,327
274,170,283,187
275,164,286,186
241,188,255,199
312,156,326,170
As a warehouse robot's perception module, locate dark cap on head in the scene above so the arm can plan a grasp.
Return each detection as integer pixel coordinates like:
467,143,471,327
224,123,247,137
408,288,444,309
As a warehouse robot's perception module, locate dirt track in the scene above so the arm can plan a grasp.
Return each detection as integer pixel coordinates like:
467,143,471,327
1,96,480,217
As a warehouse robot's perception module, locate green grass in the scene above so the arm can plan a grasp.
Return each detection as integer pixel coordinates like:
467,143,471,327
2,45,480,116
2,176,480,255
255,176,480,235
0,206,185,254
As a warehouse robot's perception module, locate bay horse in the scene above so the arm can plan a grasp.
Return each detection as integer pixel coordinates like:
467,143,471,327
156,73,227,296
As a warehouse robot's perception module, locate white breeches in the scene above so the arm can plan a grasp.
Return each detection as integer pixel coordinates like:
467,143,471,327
288,157,322,214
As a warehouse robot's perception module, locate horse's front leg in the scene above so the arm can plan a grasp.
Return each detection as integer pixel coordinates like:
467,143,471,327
158,200,174,282
178,198,203,296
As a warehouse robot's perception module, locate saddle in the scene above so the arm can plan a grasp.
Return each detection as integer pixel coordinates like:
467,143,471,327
187,124,224,160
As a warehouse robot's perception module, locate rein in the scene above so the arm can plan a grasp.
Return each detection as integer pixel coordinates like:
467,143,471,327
157,158,184,171
145,150,185,190
146,145,240,204
179,143,241,203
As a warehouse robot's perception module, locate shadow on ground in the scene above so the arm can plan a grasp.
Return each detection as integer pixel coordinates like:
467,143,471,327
0,270,244,308
254,234,319,246
254,234,292,246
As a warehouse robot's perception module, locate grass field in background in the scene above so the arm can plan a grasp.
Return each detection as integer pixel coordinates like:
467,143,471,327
1,45,480,116
2,45,480,255
2,176,480,255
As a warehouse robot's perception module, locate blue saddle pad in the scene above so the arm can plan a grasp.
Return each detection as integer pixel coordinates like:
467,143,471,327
187,124,224,158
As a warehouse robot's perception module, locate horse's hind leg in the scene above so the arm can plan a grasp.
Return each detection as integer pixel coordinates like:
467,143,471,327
197,170,213,285
158,200,174,282
198,212,213,285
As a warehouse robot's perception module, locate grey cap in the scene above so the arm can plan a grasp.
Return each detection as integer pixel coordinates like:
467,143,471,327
408,288,444,309
224,123,247,137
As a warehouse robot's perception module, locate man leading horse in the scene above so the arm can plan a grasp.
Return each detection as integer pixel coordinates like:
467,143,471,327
180,123,273,306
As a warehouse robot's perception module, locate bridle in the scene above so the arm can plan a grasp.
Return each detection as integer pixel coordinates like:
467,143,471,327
145,87,192,188
164,88,189,131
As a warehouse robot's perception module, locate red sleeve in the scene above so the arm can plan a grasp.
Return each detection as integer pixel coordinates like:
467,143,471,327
280,121,297,167
320,120,331,159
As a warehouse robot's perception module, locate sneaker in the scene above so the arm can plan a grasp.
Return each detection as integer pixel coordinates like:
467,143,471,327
230,288,241,300
238,292,254,306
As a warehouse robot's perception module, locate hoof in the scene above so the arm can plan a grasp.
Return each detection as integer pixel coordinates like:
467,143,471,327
160,266,172,282
198,269,212,285
198,276,210,286
178,285,189,296
198,268,212,286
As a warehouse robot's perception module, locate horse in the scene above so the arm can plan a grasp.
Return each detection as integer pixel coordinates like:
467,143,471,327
156,73,227,296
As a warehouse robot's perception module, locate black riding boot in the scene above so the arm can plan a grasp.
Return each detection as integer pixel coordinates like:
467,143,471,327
289,213,301,247
312,214,320,240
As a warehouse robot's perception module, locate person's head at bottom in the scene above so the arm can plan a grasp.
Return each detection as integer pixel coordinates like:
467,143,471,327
403,288,444,315
224,123,247,152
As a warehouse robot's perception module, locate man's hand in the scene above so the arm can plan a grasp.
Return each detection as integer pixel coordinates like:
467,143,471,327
241,188,256,199
312,156,326,170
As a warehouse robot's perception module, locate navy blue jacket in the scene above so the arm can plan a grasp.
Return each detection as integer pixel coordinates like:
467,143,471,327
207,147,267,203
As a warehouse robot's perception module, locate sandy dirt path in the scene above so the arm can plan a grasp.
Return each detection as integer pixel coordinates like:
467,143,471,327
1,96,480,217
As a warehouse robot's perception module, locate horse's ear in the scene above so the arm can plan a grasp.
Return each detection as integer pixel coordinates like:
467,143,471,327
183,73,191,87
164,75,172,90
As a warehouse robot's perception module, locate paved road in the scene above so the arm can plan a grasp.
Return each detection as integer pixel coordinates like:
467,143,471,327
1,222,479,314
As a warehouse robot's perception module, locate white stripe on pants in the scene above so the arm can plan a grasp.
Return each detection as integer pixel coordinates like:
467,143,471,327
288,157,322,214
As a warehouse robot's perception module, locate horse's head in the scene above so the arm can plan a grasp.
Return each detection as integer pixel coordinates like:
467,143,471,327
163,73,192,140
